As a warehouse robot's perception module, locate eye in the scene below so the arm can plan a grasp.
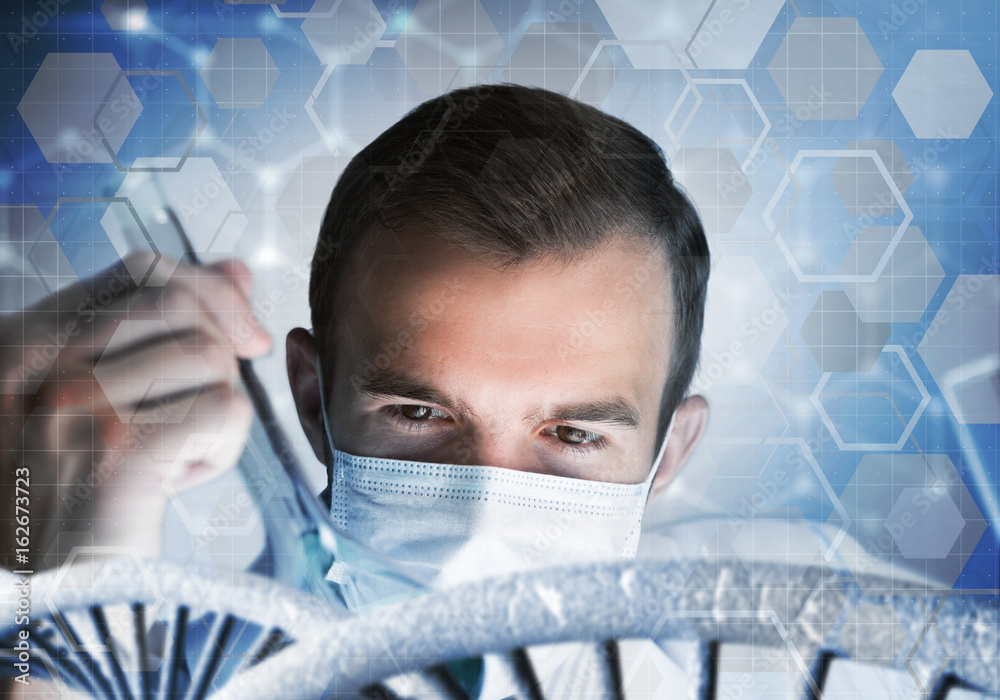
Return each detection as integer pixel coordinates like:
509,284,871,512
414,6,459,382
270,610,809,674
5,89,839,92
390,404,448,422
550,425,605,450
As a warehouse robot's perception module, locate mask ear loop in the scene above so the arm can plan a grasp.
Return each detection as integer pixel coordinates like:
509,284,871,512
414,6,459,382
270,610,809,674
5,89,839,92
643,414,677,488
314,355,338,456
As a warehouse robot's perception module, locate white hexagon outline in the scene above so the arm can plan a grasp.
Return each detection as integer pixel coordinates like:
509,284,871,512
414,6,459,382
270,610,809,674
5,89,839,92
810,345,931,451
573,36,772,171
94,70,207,173
27,196,160,298
763,149,914,283
664,79,771,171
41,546,166,656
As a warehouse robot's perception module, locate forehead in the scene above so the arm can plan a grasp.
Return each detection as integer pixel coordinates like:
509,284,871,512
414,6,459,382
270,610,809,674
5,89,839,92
332,228,674,396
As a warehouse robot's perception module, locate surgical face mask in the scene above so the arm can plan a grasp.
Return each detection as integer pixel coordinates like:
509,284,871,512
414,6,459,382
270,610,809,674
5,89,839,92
316,360,673,606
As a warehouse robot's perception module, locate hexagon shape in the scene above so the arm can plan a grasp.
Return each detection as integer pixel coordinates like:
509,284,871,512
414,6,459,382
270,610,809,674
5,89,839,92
810,346,930,452
593,0,712,70
839,604,907,665
692,256,788,390
18,53,143,163
829,140,914,217
917,274,1000,424
768,17,884,121
837,226,945,324
766,150,913,283
830,453,988,588
101,0,148,30
893,50,993,139
395,0,503,94
672,147,752,235
102,157,245,261
885,486,965,559
503,23,616,104
687,0,786,69
302,0,385,67
800,291,892,373
200,38,279,110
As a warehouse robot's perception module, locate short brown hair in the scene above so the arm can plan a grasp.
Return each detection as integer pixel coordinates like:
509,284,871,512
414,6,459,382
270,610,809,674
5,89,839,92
309,83,709,451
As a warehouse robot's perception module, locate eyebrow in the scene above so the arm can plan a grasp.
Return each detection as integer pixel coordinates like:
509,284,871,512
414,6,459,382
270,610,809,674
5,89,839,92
545,398,641,429
354,368,641,429
354,369,475,417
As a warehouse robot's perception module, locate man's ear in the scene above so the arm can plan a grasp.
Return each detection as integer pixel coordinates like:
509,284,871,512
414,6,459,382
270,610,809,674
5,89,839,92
649,394,708,502
286,327,328,464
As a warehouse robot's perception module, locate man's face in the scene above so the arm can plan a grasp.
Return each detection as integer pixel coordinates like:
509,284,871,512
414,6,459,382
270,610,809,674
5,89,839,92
321,228,674,485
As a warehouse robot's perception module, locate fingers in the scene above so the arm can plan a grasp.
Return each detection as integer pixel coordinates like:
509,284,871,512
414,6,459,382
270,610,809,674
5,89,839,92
91,327,240,420
123,382,254,488
155,258,271,358
54,253,271,362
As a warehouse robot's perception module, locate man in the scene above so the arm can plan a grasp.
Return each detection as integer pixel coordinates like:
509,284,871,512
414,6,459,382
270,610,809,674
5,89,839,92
2,84,708,595
288,83,711,593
